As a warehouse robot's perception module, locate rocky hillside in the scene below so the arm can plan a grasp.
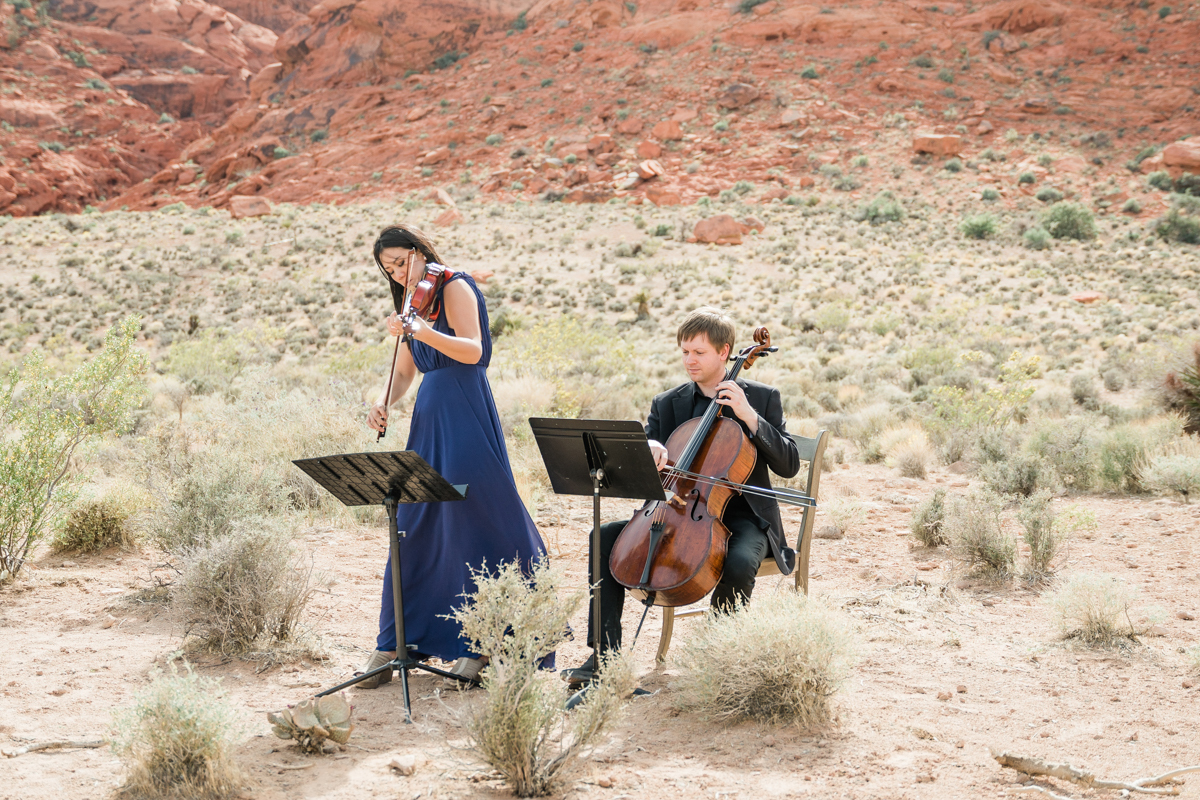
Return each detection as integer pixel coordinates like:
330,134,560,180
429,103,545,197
2,0,1198,218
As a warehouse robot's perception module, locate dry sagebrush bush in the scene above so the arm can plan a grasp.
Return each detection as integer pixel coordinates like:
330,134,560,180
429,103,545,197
946,492,1015,577
110,659,243,799
1140,435,1200,502
673,591,855,727
910,488,948,547
52,490,146,553
176,522,319,658
451,559,632,798
1048,573,1143,645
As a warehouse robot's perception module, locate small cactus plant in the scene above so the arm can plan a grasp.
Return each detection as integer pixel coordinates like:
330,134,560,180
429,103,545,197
267,693,354,754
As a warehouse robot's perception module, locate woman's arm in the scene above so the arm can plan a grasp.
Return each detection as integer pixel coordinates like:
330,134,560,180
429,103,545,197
405,279,484,365
367,342,417,433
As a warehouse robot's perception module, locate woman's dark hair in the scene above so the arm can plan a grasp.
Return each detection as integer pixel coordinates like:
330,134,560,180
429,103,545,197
373,224,445,314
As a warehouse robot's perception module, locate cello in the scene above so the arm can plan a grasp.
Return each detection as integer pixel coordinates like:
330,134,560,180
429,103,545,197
608,327,802,607
376,254,454,441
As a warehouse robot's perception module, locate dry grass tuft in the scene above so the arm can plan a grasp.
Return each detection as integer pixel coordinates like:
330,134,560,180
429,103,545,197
673,591,855,727
110,658,243,799
52,489,147,553
1048,572,1142,646
451,559,632,797
882,425,934,479
176,521,320,658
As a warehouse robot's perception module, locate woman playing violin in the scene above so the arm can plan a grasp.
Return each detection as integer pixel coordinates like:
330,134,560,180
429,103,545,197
564,307,801,685
360,224,550,686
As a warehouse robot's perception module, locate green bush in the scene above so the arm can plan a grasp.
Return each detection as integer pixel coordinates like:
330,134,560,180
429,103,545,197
937,67,955,83
801,66,820,79
944,158,963,173
912,54,935,68
1122,198,1142,214
0,316,146,582
111,658,243,798
1035,186,1064,203
981,188,1000,202
1048,573,1142,645
1147,170,1173,191
1023,226,1051,249
485,133,503,146
1018,172,1036,185
674,592,855,726
1141,452,1200,502
960,213,996,239
1043,202,1096,240
310,129,328,143
855,190,905,224
1155,208,1200,244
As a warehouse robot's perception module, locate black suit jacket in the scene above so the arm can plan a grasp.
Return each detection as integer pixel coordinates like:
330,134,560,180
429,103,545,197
645,379,801,573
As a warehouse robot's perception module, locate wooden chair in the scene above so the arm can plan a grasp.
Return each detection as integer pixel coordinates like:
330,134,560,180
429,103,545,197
650,430,828,664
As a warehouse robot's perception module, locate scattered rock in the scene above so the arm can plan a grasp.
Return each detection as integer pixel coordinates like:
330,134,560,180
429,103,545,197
1071,291,1104,304
433,208,462,227
419,146,451,166
1177,611,1195,621
645,185,681,206
650,119,683,140
636,140,662,159
1147,511,1164,521
814,525,844,540
937,691,952,701
763,735,776,747
716,83,759,109
428,187,456,206
635,160,664,180
912,132,963,156
975,120,994,135
956,685,967,694
1163,140,1200,173
693,213,746,245
597,776,614,788
229,195,272,219
388,754,419,776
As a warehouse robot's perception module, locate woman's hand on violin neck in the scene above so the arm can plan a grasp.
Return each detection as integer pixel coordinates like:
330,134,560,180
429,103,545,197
367,402,389,433
649,440,670,471
403,315,431,341
715,380,759,434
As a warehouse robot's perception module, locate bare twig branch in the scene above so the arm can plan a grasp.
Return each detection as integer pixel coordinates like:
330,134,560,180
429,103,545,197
993,749,1197,796
1,740,106,757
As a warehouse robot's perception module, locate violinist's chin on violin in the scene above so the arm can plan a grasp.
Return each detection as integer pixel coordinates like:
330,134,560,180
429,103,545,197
562,307,806,686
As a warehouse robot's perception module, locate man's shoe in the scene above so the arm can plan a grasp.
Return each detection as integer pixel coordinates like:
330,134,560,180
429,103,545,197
560,654,596,687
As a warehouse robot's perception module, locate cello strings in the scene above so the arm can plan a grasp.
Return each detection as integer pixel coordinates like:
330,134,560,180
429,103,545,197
659,466,817,508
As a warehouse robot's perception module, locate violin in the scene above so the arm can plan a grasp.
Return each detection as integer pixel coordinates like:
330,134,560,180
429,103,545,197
608,327,807,607
376,255,454,441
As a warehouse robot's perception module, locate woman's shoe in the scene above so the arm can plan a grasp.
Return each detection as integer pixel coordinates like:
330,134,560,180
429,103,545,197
445,656,488,684
355,650,396,689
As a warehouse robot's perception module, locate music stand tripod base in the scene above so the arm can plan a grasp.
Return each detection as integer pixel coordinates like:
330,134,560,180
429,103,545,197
293,450,474,723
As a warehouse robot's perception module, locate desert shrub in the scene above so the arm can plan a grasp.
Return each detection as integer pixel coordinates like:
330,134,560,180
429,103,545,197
110,658,243,799
960,213,996,239
944,158,963,173
844,403,899,461
1102,369,1125,392
800,65,819,79
1015,491,1094,579
1154,207,1200,244
1018,172,1036,184
1161,342,1200,432
1070,372,1100,410
0,315,146,582
855,190,905,224
1035,186,1064,203
162,323,281,398
176,522,318,656
822,498,865,536
1122,198,1142,214
1022,226,1051,249
1043,202,1096,241
673,591,855,726
452,559,631,798
980,449,1048,496
1096,418,1182,492
1147,170,1173,191
52,493,143,553
910,488,948,547
1023,416,1097,490
981,188,1000,202
945,492,1015,576
1141,451,1200,502
1048,573,1141,645
882,425,934,479
925,353,1039,464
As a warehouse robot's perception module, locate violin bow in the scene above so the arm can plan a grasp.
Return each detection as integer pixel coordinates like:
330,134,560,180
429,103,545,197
376,250,415,442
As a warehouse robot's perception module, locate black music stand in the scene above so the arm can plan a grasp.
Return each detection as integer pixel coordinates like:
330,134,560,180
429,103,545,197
527,419,666,706
292,450,469,724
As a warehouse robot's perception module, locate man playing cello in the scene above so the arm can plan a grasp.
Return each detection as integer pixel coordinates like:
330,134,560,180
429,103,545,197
564,307,801,684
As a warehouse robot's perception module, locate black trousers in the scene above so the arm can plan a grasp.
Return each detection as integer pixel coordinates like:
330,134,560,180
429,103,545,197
587,515,770,653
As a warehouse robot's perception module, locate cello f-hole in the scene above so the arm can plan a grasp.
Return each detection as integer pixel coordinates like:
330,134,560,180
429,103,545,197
688,489,705,522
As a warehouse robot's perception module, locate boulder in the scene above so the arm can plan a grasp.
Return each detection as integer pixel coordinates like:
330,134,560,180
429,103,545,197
419,146,451,165
406,106,431,122
645,185,681,206
248,62,283,98
427,187,456,206
1019,98,1052,114
433,207,462,226
635,160,665,180
1163,140,1200,174
229,195,272,218
912,133,963,156
617,117,643,135
693,214,747,245
716,83,759,109
636,140,662,159
651,120,683,140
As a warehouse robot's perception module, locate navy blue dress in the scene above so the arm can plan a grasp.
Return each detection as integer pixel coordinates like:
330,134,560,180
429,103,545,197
376,271,549,662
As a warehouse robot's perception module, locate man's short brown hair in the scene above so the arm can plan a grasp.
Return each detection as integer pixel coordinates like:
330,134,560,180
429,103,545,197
677,307,736,356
